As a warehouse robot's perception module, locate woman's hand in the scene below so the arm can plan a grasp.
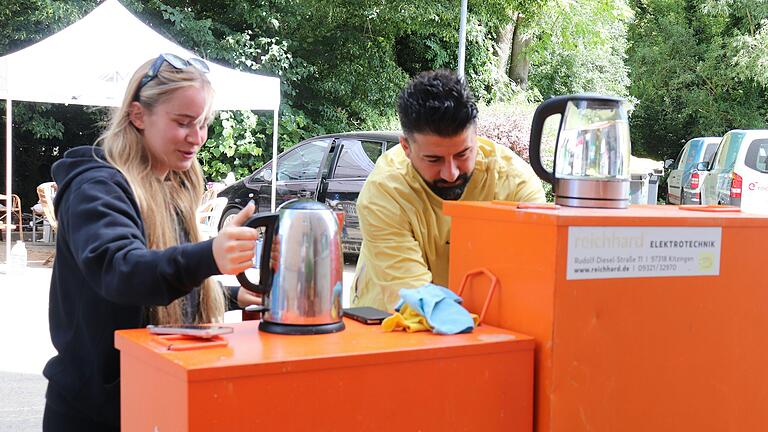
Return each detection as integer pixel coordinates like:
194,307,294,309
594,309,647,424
212,201,258,274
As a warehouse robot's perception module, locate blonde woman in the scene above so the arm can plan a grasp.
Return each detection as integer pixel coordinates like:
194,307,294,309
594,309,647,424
43,54,259,431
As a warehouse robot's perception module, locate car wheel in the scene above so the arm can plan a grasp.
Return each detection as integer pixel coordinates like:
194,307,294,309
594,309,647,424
219,207,242,231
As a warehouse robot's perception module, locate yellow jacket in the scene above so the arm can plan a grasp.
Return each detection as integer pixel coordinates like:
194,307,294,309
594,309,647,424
351,137,545,310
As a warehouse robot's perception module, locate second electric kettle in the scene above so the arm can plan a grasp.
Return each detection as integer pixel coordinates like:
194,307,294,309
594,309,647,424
237,199,345,335
529,94,632,208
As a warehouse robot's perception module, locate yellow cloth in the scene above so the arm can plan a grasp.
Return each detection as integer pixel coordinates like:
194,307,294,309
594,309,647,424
351,137,545,310
381,304,481,333
381,304,432,332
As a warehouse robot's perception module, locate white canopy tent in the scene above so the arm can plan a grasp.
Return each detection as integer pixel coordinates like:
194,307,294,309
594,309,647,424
0,0,282,264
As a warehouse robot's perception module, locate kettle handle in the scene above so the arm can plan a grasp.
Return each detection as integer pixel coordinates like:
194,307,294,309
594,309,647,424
529,95,571,186
236,212,279,295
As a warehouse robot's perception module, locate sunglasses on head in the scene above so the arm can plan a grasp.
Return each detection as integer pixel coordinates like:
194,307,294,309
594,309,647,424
133,53,210,101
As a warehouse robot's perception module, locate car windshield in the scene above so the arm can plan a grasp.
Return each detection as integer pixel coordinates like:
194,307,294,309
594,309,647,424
713,133,744,170
277,140,329,181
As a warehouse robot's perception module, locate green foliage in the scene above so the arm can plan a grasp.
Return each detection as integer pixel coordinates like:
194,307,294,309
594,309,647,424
12,105,64,140
0,1,98,53
527,0,632,99
200,105,321,181
277,0,527,131
2,0,623,203
627,0,768,161
201,111,265,181
464,20,520,102
117,0,322,179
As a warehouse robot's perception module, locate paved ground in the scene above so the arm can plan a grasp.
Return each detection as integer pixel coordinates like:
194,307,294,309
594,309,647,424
0,372,48,432
0,241,356,430
0,242,55,431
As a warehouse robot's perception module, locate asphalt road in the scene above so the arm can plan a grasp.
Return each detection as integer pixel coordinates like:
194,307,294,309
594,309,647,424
0,251,54,432
0,372,46,432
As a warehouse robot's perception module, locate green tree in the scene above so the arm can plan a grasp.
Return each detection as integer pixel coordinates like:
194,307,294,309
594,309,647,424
527,0,632,98
627,0,768,160
493,0,631,99
4,0,623,206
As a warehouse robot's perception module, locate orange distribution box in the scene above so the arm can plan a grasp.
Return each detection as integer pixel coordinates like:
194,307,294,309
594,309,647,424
445,202,768,432
115,319,534,431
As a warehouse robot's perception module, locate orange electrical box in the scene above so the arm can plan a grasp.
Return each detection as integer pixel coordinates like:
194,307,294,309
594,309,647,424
115,319,534,431
445,202,768,432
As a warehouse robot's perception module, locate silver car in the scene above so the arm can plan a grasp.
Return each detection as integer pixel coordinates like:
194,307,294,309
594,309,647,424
665,137,721,204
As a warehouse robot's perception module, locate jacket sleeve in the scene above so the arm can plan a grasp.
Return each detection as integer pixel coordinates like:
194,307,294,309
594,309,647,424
496,146,546,203
59,176,220,306
355,178,432,310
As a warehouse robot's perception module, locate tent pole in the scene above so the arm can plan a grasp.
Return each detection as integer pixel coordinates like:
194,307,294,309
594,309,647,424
4,99,12,265
271,109,278,212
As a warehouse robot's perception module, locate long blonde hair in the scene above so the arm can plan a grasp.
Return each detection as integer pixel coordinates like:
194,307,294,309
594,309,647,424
98,57,226,325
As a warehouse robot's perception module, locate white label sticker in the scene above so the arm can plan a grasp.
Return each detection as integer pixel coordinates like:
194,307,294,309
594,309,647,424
566,226,722,280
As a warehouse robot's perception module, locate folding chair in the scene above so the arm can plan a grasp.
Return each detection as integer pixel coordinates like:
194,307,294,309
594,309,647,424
37,182,58,264
0,193,23,241
197,197,228,240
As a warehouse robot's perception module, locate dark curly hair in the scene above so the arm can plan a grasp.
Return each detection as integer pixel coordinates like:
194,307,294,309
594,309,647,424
397,69,478,138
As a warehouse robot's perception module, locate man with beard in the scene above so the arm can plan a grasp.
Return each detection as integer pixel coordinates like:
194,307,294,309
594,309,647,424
350,70,545,310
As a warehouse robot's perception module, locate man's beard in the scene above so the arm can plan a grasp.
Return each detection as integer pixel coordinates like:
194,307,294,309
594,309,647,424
427,173,472,201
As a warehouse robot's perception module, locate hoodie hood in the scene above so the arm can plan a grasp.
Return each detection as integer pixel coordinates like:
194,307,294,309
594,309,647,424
51,146,130,214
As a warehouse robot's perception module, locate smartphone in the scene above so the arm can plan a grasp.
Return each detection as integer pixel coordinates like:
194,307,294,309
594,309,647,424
343,307,391,325
147,324,233,338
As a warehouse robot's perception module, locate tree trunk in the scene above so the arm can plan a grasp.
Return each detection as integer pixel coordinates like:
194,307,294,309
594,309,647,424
508,13,531,89
494,17,516,77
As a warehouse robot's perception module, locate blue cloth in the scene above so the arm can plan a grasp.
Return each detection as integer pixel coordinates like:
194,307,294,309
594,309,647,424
395,283,475,334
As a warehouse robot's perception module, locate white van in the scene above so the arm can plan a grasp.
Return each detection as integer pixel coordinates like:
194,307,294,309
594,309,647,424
666,137,721,204
701,129,768,214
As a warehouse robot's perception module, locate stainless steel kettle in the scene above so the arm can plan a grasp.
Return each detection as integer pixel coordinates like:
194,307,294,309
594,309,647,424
237,199,345,335
529,94,632,208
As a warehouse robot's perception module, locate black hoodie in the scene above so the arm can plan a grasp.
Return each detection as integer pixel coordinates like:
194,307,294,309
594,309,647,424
43,146,220,428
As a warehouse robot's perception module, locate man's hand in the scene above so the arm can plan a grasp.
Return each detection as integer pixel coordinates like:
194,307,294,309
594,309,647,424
237,287,263,308
212,201,258,274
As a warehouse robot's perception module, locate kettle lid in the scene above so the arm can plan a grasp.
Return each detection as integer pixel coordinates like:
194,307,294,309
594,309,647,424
279,198,330,211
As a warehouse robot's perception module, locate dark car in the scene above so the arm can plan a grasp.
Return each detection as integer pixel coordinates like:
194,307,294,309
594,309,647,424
217,131,400,254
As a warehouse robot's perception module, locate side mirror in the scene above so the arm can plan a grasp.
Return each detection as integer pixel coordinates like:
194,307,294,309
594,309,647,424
695,161,709,171
664,159,675,169
261,169,273,181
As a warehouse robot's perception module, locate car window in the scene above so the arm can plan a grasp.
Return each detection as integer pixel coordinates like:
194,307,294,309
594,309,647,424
713,133,744,171
712,136,728,169
672,147,685,170
385,141,400,151
277,140,329,181
744,138,768,173
703,142,719,165
681,139,701,169
333,139,381,179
